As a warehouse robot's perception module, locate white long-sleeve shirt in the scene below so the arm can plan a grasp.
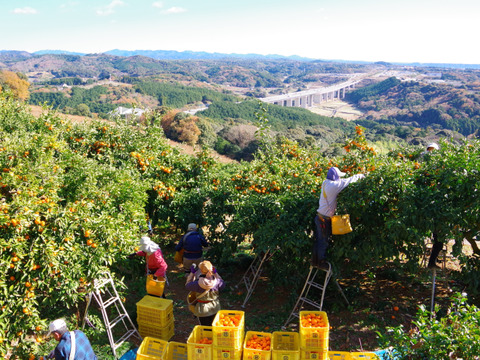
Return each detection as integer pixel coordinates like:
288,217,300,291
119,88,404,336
317,174,365,217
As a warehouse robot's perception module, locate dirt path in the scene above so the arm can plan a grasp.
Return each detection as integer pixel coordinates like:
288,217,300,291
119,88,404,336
158,252,458,352
308,100,364,121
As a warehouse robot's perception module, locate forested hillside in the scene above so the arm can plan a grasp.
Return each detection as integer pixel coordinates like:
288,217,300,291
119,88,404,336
2,51,479,161
348,76,480,137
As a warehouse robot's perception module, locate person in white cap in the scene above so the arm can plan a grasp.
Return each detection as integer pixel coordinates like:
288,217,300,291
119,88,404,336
420,142,440,160
128,236,168,279
45,318,97,359
313,167,365,269
175,223,209,274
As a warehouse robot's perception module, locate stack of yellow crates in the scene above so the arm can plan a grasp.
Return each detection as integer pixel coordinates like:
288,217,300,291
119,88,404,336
272,331,300,360
212,310,245,360
187,325,214,360
136,295,175,341
299,311,329,360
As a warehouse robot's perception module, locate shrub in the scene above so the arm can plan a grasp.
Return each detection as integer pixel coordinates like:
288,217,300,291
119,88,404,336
377,293,480,359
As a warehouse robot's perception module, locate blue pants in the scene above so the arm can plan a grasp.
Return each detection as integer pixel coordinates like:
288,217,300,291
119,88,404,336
312,214,332,265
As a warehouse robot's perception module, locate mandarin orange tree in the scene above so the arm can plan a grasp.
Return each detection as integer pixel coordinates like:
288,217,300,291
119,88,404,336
0,94,177,357
336,138,480,284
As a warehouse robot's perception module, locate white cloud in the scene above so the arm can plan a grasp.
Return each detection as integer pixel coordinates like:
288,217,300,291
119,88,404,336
96,0,125,16
12,7,37,14
152,1,163,8
162,6,186,14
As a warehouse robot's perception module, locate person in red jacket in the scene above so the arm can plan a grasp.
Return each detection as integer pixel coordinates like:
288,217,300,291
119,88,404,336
129,236,168,279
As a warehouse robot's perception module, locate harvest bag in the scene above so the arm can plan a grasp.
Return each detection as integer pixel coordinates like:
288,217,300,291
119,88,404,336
187,289,209,313
322,182,353,235
174,248,184,264
331,214,353,235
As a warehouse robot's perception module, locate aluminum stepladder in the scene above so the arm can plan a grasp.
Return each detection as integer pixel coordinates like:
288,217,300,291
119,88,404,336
283,263,349,328
236,249,276,308
82,272,142,359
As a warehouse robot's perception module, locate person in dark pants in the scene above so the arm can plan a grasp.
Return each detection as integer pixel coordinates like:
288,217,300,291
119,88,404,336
175,223,209,274
185,260,225,326
313,167,365,270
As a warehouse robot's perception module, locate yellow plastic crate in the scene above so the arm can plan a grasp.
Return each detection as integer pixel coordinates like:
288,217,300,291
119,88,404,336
137,337,168,360
243,331,272,360
139,319,175,341
300,348,328,360
166,342,188,360
328,351,352,360
272,331,300,360
299,311,329,350
212,346,243,360
187,325,214,360
212,310,245,348
349,353,379,360
137,295,174,326
146,275,166,297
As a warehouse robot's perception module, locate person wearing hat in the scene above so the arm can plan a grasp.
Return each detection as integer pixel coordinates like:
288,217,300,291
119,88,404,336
45,318,97,359
313,167,365,269
128,236,168,279
186,260,225,326
175,223,209,274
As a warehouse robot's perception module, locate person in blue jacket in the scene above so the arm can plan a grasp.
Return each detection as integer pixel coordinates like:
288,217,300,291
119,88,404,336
175,223,209,274
46,318,97,360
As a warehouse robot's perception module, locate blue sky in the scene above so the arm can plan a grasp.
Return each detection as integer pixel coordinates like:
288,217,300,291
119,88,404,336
1,0,478,64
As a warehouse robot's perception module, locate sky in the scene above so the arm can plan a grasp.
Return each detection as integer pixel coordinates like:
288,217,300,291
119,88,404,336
1,0,479,64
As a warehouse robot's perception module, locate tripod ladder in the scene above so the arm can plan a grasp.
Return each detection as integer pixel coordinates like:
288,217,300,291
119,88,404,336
283,263,349,328
82,272,142,359
236,249,275,308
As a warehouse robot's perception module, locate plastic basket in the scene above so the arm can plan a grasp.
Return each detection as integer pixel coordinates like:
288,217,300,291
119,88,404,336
187,325,214,360
349,353,379,360
146,275,166,297
328,351,352,360
272,331,300,360
243,331,272,360
137,337,168,360
212,346,243,360
166,342,188,360
138,319,175,341
212,310,245,348
137,295,174,326
300,348,328,360
299,311,329,350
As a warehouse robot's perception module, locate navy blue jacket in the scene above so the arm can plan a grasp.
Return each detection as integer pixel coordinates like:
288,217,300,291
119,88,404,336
175,231,208,259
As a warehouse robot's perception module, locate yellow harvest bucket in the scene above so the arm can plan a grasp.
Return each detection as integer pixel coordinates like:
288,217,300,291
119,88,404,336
146,275,165,297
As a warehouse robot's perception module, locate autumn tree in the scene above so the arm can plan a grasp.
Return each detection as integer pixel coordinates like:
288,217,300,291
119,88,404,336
0,70,30,101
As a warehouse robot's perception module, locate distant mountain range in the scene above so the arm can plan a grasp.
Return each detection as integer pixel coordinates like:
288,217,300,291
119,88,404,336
0,49,479,69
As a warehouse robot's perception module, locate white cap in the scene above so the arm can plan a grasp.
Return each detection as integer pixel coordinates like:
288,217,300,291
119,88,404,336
47,319,67,336
426,143,439,151
187,223,197,231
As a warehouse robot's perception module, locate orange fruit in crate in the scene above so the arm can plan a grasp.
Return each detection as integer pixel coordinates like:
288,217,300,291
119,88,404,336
217,314,241,327
198,337,213,344
246,334,271,350
301,313,326,328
